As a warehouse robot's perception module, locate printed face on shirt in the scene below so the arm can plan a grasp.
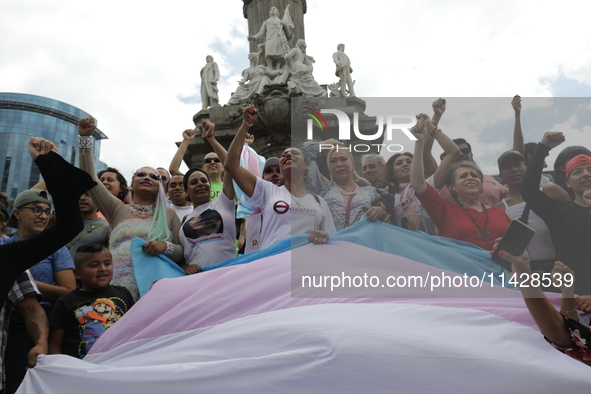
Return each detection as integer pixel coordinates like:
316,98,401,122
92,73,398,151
499,157,526,186
183,209,223,240
329,150,355,184
392,155,412,183
362,157,383,185
187,170,211,205
566,164,591,194
75,250,114,291
14,203,51,234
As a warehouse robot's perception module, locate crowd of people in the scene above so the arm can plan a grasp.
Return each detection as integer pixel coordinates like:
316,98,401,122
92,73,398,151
1,97,591,392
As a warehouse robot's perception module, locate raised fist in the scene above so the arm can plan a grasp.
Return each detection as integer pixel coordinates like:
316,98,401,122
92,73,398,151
78,118,96,136
540,131,565,150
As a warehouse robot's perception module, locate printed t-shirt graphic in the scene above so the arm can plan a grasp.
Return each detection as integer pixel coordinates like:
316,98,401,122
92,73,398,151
180,192,237,268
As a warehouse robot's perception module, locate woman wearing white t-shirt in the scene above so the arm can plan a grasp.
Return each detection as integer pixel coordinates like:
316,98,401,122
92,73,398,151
225,106,336,250
179,120,236,274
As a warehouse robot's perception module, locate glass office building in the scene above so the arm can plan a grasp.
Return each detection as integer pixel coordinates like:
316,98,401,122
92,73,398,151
0,92,107,200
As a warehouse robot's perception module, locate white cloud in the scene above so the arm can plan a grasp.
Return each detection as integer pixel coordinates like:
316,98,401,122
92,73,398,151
1,0,591,179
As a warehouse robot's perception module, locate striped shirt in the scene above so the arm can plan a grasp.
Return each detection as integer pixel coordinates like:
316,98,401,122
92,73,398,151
0,271,39,390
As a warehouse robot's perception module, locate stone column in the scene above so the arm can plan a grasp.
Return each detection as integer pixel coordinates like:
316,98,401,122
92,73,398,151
243,0,307,54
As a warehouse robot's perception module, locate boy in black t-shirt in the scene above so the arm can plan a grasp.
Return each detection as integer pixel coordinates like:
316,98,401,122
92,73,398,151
48,243,135,358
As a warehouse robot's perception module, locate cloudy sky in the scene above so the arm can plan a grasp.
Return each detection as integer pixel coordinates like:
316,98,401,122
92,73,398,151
2,0,591,178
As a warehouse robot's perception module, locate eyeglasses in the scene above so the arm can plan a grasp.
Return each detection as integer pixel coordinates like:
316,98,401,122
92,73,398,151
19,206,54,219
133,171,162,181
460,148,471,155
203,157,221,164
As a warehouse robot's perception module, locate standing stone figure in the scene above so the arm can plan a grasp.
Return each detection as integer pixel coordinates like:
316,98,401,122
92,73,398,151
332,44,355,97
200,55,220,109
248,5,294,70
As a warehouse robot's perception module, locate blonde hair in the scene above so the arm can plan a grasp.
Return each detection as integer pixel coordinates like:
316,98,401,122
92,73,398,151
326,147,360,181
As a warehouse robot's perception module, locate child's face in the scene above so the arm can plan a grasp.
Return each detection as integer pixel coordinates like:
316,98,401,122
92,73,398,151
76,250,113,291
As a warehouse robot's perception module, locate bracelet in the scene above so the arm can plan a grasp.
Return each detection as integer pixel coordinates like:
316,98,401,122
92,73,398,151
430,128,441,138
163,241,174,257
243,120,253,128
77,135,93,149
560,307,577,314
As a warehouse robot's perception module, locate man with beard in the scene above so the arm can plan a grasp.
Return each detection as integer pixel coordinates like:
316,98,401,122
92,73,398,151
244,157,283,254
67,193,109,258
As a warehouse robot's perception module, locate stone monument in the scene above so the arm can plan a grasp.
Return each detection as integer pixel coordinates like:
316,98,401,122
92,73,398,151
184,0,380,177
200,55,220,110
333,44,356,97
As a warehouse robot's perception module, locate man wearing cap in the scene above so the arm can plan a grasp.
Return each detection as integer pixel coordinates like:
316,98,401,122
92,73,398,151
1,190,75,392
2,190,75,301
497,150,570,272
244,157,283,254
522,132,591,296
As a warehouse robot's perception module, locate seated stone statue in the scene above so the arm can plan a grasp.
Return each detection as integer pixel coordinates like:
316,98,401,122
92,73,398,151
227,52,283,106
283,39,327,98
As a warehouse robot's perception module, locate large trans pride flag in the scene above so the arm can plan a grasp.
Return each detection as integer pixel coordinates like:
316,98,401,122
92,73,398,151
19,221,591,393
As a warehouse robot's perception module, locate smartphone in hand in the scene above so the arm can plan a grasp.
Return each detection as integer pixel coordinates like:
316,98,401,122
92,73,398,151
491,219,536,271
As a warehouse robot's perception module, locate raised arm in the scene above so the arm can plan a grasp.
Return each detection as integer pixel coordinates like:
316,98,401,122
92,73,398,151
0,140,95,306
512,95,524,155
77,118,123,223
169,129,196,174
521,132,565,223
423,98,447,178
202,119,234,200
498,249,573,348
224,105,259,197
409,118,429,194
427,120,462,190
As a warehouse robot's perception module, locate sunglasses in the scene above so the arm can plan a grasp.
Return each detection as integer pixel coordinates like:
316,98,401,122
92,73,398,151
133,171,162,181
19,206,54,219
203,157,221,164
460,148,471,155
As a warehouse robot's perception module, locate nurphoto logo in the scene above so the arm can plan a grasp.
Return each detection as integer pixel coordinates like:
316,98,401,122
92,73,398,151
305,108,417,153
